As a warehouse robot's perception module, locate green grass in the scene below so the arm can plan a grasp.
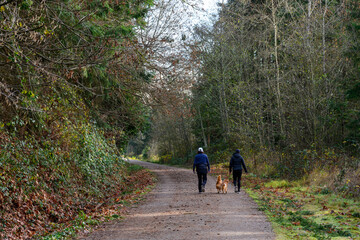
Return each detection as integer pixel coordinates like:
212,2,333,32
243,175,360,240
39,212,102,240
265,180,293,188
127,163,145,172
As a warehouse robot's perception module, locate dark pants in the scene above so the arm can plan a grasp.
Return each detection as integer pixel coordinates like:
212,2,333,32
233,170,243,191
197,171,207,192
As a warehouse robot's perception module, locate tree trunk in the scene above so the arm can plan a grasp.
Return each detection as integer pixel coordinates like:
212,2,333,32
322,0,328,75
197,106,208,148
271,0,284,136
307,0,317,146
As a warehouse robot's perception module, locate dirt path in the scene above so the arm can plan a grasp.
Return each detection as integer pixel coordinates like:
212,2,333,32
83,160,275,240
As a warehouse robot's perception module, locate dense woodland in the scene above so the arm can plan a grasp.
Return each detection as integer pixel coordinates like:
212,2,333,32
133,0,360,195
0,0,155,238
0,0,359,238
191,0,360,180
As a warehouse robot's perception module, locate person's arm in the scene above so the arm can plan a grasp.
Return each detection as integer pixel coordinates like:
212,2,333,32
193,157,196,172
241,157,248,173
206,156,210,172
229,156,233,173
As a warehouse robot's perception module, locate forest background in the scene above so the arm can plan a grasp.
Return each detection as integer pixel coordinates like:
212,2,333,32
129,0,359,196
0,0,359,239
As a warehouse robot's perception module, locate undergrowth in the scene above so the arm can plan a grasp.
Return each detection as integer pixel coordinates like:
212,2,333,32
38,164,156,239
0,122,156,239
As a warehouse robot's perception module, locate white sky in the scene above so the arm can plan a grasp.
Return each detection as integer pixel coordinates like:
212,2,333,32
193,0,221,26
202,0,219,13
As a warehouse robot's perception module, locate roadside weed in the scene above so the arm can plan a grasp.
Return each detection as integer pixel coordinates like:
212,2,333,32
243,175,359,239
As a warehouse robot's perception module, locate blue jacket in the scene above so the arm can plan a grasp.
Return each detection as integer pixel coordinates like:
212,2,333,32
229,152,248,173
193,153,210,172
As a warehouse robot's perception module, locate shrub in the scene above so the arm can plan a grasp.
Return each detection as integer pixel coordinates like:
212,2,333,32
265,180,292,188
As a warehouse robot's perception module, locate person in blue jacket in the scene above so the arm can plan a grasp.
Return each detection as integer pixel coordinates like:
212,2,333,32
229,149,248,193
193,147,210,193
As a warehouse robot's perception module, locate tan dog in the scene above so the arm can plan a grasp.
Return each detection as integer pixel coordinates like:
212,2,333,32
221,179,229,194
216,175,222,193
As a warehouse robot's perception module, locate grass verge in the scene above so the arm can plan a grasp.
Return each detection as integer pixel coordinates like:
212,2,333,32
211,163,360,240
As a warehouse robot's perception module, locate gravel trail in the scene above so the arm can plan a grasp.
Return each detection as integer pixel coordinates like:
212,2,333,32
83,160,275,240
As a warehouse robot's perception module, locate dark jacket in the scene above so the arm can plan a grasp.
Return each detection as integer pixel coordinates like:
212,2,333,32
229,151,248,173
193,153,210,173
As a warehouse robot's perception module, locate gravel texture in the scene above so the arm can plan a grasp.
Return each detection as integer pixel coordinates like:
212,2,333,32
82,160,275,240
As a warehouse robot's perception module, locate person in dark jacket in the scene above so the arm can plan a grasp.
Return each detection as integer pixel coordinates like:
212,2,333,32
229,149,248,193
193,147,210,193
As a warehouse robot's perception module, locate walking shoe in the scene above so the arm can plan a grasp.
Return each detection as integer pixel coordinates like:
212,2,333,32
234,186,237,193
202,185,205,192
